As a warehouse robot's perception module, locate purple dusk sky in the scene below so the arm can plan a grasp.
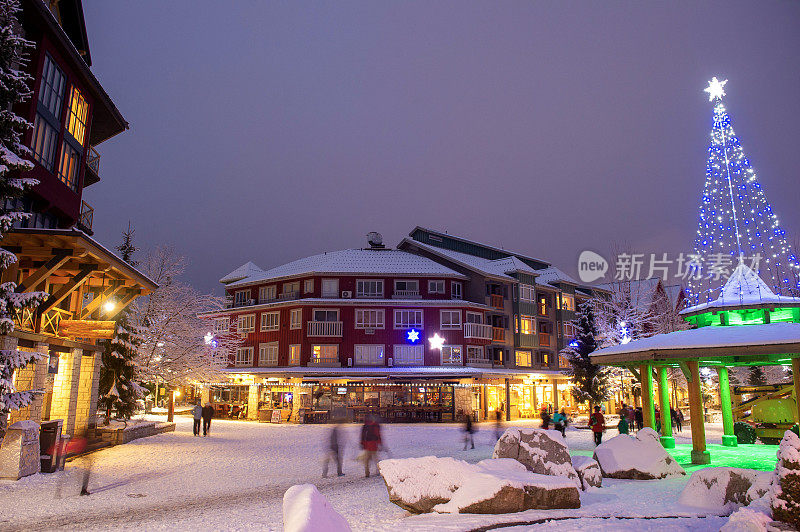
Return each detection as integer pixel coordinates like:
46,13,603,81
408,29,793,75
81,1,800,293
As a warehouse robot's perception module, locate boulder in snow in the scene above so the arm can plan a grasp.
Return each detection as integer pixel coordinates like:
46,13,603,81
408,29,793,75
378,456,472,513
678,467,773,511
593,428,685,480
282,484,351,532
493,428,580,487
571,455,602,489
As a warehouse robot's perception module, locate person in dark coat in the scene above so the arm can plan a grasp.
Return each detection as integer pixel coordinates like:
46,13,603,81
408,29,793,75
635,407,644,431
323,419,344,478
675,408,684,432
540,408,551,430
192,401,202,436
360,415,382,477
463,415,475,450
494,409,504,440
201,402,214,436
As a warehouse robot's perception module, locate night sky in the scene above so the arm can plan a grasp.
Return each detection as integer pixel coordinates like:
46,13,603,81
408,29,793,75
81,1,800,293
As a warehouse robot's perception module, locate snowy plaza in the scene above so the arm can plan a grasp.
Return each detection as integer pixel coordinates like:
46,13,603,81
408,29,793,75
0,416,783,531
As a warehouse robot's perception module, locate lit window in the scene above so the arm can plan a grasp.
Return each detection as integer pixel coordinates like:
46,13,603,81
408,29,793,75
515,350,532,367
290,308,302,329
428,280,445,294
260,311,279,331
440,310,461,329
394,309,423,329
561,294,575,312
519,315,535,335
235,347,253,366
258,343,279,366
354,344,384,366
393,345,423,366
441,345,462,365
355,309,384,329
356,279,383,298
66,86,88,146
312,345,338,363
538,295,549,315
57,142,79,191
289,344,301,365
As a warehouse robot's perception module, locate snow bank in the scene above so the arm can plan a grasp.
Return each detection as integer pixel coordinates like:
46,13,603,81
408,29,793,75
282,484,351,532
678,467,772,511
720,507,772,532
593,428,685,480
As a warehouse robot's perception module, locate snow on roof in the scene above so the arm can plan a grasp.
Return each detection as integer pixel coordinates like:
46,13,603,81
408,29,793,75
590,321,800,359
681,262,800,315
410,226,550,266
404,239,538,280
226,249,465,287
220,261,264,284
534,266,581,287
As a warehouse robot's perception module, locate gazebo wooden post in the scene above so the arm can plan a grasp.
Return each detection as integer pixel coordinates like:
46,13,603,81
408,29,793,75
716,366,737,447
686,360,710,464
639,363,655,429
792,357,800,424
657,366,674,448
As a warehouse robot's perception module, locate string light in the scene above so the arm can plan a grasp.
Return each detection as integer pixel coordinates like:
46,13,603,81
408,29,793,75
687,78,800,306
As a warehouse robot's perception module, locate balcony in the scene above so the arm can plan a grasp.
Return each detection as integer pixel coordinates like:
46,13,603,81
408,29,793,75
490,294,504,310
463,323,492,340
539,332,552,347
307,321,343,337
466,355,493,367
84,146,101,187
77,200,93,234
392,290,420,299
492,327,505,342
518,333,536,348
308,355,341,367
277,291,299,301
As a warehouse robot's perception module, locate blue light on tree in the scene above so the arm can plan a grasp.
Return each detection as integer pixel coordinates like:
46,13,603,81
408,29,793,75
406,329,420,343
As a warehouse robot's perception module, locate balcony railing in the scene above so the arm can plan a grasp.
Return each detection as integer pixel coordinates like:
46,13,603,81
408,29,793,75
310,355,340,365
492,327,505,342
539,332,552,347
392,290,420,299
307,321,343,337
87,146,100,175
277,291,299,301
490,294,504,309
467,356,493,366
464,323,492,340
78,200,93,233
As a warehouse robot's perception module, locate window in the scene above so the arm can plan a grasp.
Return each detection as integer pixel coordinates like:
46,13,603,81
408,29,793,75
563,323,576,337
516,350,532,367
289,344,301,365
290,308,303,329
31,115,58,171
283,281,300,297
322,279,339,298
313,309,339,322
538,351,551,366
259,285,276,302
261,311,279,331
393,345,423,366
451,281,463,300
441,345,462,365
466,345,485,362
214,317,229,333
237,314,255,333
538,295,549,316
57,141,79,191
354,344,384,365
519,315,535,335
440,310,462,329
465,311,483,324
561,294,575,312
558,355,570,368
539,322,552,347
356,279,383,298
235,347,253,366
355,309,384,329
304,279,314,293
428,280,445,294
234,290,251,306
312,345,338,363
519,284,535,302
38,55,66,119
32,56,65,172
394,280,419,293
258,342,279,366
394,309,423,329
66,86,88,146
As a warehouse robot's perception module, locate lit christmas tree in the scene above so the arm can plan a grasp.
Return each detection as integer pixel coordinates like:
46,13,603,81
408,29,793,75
686,78,800,306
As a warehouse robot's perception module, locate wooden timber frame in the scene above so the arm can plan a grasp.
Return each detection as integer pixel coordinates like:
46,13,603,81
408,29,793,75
594,337,800,465
1,228,157,346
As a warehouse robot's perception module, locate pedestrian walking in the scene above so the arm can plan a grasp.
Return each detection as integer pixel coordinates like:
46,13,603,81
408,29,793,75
552,409,567,438
590,406,606,446
192,401,202,436
494,409,504,440
675,408,684,433
360,415,382,477
202,402,214,436
617,414,629,435
626,405,636,432
655,407,661,433
463,414,476,450
635,407,644,431
323,419,345,478
540,408,551,430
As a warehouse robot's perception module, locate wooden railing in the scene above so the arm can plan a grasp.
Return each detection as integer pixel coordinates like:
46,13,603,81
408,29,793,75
490,294,504,309
277,291,299,301
464,323,492,340
86,146,100,175
307,321,343,337
78,200,94,232
539,332,551,347
310,355,340,365
492,327,505,342
14,306,73,337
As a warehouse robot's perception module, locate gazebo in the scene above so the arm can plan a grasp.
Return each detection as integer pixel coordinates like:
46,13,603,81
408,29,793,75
590,262,800,464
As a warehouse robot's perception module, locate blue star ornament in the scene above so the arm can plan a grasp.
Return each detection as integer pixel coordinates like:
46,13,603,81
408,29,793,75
406,329,420,343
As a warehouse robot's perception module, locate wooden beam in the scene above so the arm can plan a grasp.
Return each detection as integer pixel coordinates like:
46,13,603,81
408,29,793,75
678,362,693,383
15,251,72,292
627,366,641,381
38,266,95,314
80,281,125,319
104,290,141,320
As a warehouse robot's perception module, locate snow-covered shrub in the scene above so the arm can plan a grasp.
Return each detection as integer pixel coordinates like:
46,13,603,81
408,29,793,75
734,422,756,444
771,430,800,527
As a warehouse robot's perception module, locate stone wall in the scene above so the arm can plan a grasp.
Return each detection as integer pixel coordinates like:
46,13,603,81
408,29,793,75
49,349,82,436
247,385,259,420
73,353,97,436
6,339,48,427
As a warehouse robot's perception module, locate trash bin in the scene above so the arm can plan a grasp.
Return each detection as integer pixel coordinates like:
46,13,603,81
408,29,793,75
40,420,63,473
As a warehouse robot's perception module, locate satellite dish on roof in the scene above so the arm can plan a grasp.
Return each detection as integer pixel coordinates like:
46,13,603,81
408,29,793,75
367,231,384,249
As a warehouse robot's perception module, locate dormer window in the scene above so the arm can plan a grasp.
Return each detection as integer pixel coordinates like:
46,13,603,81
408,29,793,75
31,55,65,172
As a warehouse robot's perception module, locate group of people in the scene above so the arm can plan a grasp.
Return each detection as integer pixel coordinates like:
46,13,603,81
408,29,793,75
540,407,569,437
192,401,215,436
322,415,384,479
616,403,684,436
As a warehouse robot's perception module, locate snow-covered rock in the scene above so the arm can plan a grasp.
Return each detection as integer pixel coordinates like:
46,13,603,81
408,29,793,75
720,507,773,532
571,455,602,489
282,484,351,532
593,428,685,480
378,456,580,514
679,467,773,511
493,428,580,487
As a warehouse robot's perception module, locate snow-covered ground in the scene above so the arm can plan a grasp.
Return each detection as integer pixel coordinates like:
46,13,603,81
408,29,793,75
0,417,747,531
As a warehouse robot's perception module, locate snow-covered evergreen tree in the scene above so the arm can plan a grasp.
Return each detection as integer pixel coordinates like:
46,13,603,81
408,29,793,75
0,0,48,438
98,225,143,423
561,299,610,410
748,366,767,386
771,430,800,527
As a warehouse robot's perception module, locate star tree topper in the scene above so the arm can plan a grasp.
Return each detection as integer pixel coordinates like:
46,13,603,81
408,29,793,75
704,77,727,101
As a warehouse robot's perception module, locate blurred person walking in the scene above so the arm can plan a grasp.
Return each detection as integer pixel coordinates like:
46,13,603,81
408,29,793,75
323,419,345,478
360,415,382,477
463,414,475,450
202,402,214,436
192,401,202,436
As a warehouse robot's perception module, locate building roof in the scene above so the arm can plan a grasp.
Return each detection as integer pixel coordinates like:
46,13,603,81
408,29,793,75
409,226,550,267
401,239,538,281
534,266,581,287
220,261,264,284
225,249,466,288
681,262,800,315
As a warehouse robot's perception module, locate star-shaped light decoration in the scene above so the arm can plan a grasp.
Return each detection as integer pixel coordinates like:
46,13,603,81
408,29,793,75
704,77,727,102
428,333,445,350
406,329,420,343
